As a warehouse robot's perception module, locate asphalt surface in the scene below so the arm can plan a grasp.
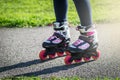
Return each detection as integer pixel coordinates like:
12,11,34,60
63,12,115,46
0,23,120,78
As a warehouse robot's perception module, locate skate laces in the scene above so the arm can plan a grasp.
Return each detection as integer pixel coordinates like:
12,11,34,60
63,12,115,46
72,37,90,50
47,34,57,41
73,39,84,46
47,32,64,44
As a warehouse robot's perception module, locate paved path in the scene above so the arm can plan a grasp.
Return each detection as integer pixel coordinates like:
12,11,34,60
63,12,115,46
0,23,120,78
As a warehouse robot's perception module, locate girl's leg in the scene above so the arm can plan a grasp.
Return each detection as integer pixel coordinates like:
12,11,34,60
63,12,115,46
53,0,70,39
64,0,99,65
73,0,92,26
53,0,68,22
66,0,99,62
73,0,98,42
42,0,70,49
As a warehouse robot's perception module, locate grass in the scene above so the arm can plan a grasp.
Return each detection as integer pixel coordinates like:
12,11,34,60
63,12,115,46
0,76,120,80
0,0,54,28
0,0,120,28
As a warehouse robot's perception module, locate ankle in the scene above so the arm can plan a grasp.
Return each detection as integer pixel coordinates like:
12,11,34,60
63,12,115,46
76,25,96,36
53,21,70,39
53,21,69,31
76,25,98,43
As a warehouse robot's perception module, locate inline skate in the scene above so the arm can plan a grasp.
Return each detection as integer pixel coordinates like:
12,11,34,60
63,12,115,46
39,22,70,61
64,25,100,65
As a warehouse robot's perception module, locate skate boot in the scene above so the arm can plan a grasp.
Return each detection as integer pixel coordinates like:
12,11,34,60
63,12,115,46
39,22,70,61
64,25,100,65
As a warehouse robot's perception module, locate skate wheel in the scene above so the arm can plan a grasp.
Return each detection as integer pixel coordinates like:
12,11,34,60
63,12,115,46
49,54,56,59
57,52,64,57
83,56,91,62
65,51,71,55
74,58,82,63
64,55,73,65
92,50,100,60
39,50,47,61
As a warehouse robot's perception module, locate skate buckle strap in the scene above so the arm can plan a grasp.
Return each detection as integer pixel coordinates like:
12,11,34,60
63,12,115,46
53,22,68,31
72,37,91,51
79,35,93,44
76,25,95,35
53,32,65,40
54,25,65,31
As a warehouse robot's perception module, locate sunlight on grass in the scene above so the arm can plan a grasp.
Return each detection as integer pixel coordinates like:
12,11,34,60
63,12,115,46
92,0,120,23
0,0,120,27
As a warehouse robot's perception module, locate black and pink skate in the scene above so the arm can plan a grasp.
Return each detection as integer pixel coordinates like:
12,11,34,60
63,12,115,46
39,22,70,61
39,32,70,60
64,25,100,65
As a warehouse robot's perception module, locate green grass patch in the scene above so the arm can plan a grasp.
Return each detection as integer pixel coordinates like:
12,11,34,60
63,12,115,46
0,76,120,80
0,0,120,27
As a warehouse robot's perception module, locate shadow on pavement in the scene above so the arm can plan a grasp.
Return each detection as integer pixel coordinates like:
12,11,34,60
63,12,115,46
0,55,65,73
15,60,94,77
0,59,42,73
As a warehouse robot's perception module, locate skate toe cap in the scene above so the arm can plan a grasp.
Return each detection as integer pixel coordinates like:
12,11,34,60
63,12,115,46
67,45,83,53
42,42,56,48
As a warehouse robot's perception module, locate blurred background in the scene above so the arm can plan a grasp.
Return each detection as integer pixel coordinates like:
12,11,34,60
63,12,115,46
0,0,120,28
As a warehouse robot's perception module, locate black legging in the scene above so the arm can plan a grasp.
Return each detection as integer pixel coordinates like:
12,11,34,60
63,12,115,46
53,0,92,26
